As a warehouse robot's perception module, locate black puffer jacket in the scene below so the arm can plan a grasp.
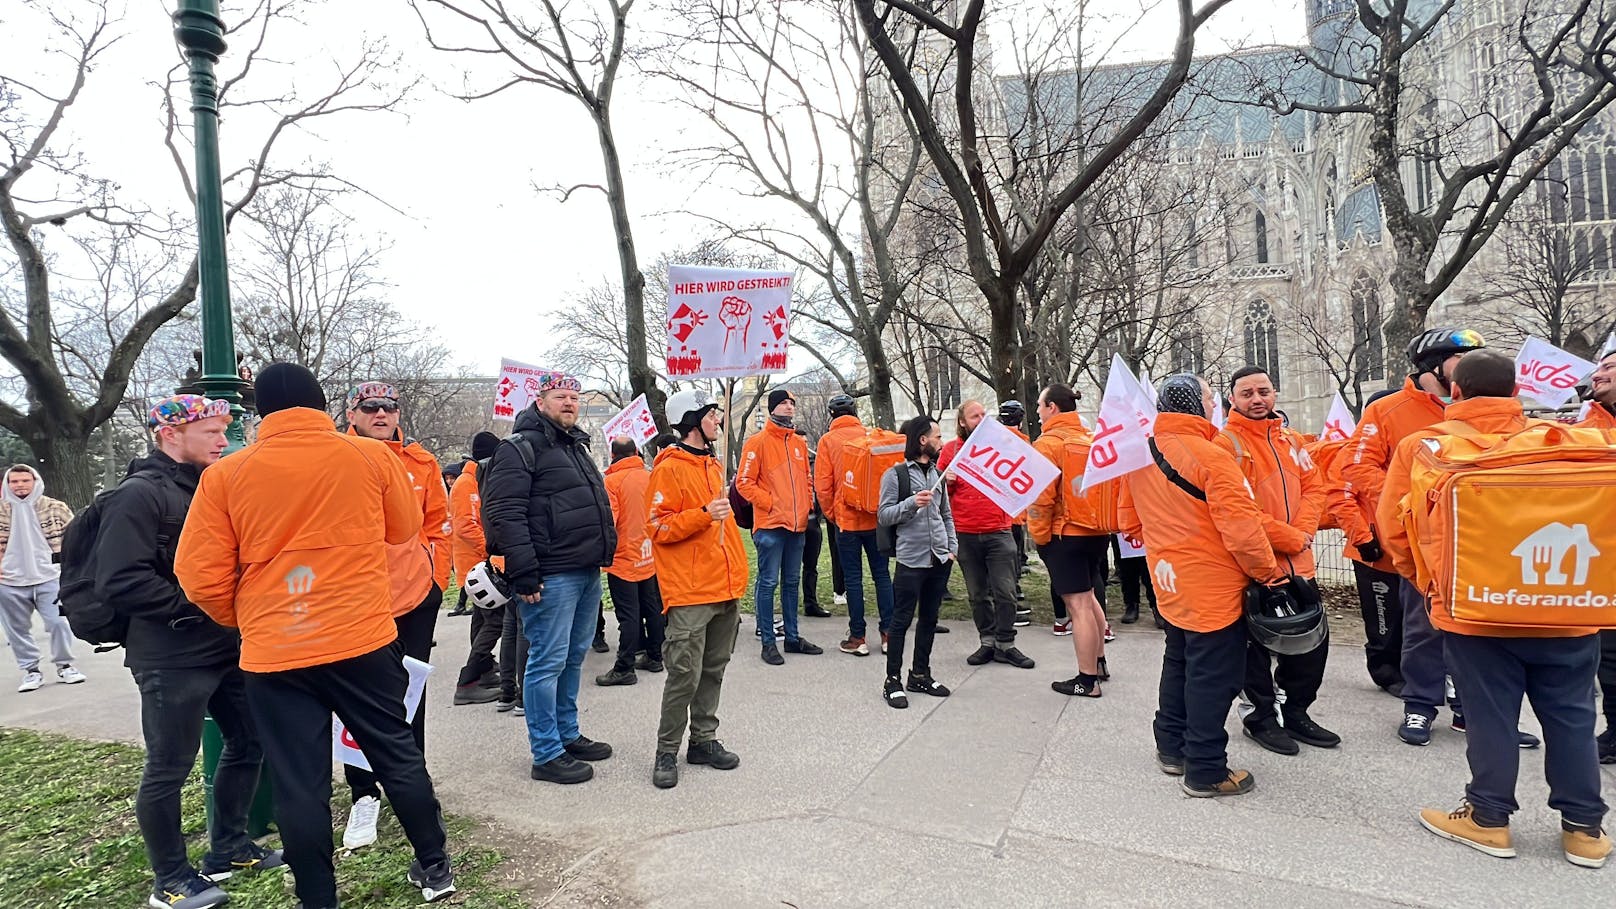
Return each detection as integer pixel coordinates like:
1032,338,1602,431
96,450,238,670
480,405,616,594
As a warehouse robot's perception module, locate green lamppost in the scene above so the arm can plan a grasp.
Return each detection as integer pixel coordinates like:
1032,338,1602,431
174,0,248,449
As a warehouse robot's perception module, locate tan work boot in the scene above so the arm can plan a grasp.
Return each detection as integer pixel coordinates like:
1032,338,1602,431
1562,827,1611,869
1180,768,1254,798
1418,802,1515,858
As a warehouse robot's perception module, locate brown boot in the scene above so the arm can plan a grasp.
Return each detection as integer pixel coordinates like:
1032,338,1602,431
1180,769,1255,798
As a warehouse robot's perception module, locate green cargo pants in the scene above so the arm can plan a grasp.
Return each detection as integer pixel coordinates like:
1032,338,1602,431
657,599,740,753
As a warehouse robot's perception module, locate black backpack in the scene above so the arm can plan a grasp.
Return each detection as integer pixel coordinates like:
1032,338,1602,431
57,470,178,651
874,464,913,557
478,430,537,558
727,475,755,530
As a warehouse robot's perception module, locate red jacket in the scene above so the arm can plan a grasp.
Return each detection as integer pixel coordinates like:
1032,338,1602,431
938,437,1012,534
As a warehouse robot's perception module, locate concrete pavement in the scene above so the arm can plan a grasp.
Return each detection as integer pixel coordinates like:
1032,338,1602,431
3,610,1611,907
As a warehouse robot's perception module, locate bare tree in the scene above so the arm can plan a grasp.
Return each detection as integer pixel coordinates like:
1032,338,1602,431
413,0,664,427
1476,199,1613,356
0,0,409,504
1258,0,1616,374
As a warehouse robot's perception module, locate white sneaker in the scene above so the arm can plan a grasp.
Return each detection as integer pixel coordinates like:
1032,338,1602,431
833,593,847,607
18,670,43,693
343,795,381,849
57,666,87,685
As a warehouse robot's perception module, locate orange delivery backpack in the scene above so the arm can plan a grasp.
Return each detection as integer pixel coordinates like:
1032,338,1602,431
838,428,908,516
1396,421,1616,629
1051,427,1121,535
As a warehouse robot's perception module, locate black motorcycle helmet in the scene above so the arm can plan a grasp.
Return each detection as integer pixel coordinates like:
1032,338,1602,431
1244,576,1327,656
1406,327,1485,393
998,400,1025,426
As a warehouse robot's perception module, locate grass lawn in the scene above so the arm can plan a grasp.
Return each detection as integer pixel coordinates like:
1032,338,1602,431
0,727,525,909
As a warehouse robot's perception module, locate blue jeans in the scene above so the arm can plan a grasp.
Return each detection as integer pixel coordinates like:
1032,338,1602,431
1400,577,1459,717
836,528,893,640
520,570,601,765
753,529,805,645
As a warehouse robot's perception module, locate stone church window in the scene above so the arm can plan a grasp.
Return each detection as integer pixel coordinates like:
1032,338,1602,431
1350,274,1386,383
1255,211,1270,264
1244,300,1281,388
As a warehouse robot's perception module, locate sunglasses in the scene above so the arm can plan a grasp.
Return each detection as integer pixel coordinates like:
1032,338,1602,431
358,402,399,414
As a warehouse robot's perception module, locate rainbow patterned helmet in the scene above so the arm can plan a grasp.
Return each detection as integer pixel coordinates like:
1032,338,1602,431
1406,328,1485,370
148,394,230,429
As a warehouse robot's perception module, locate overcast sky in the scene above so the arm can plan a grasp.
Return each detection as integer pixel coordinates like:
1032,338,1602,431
7,0,1306,378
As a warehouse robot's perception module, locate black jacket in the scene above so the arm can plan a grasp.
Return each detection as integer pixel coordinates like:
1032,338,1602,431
480,405,616,594
97,450,238,670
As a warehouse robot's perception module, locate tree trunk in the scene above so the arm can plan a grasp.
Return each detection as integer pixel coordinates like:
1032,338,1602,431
594,111,664,430
986,279,1020,408
29,429,99,509
1383,258,1430,389
862,335,896,430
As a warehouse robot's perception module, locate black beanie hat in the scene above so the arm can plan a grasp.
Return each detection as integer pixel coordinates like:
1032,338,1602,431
470,431,500,461
255,363,327,416
768,388,794,413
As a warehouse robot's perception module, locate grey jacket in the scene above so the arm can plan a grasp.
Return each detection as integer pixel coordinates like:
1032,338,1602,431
877,459,957,569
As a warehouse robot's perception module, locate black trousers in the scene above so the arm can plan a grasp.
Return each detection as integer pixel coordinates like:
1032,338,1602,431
133,663,261,883
608,574,666,671
348,584,439,800
888,559,952,678
824,521,846,596
457,603,505,686
1117,556,1156,611
1600,630,1616,726
245,644,449,908
1243,626,1330,729
1154,616,1247,787
958,531,1018,646
500,600,527,704
1352,560,1404,689
803,516,824,605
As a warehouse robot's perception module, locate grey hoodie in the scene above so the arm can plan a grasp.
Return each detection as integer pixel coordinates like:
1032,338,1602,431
877,459,958,570
1,465,58,585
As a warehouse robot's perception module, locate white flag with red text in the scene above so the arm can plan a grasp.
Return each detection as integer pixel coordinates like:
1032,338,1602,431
600,394,659,448
1320,392,1356,441
1080,355,1158,492
1515,336,1596,410
947,417,1060,519
335,657,433,771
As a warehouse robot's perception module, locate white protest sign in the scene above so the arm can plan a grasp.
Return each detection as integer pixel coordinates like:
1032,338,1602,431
1211,391,1226,429
1116,532,1145,558
946,418,1060,519
492,358,560,422
1320,392,1356,441
335,657,434,771
1515,337,1596,410
600,394,659,448
665,265,793,378
1080,354,1158,492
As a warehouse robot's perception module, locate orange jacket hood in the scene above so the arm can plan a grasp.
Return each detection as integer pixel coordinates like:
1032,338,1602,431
815,415,873,530
646,445,749,608
605,457,655,581
735,419,811,531
1217,411,1327,577
346,425,447,610
175,408,422,672
1118,413,1281,632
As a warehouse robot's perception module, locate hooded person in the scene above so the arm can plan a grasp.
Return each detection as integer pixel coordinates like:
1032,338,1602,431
1117,373,1285,798
450,431,507,707
0,463,83,691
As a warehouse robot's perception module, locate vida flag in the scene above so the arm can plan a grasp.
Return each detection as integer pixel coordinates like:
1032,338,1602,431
947,418,1060,519
1080,354,1158,492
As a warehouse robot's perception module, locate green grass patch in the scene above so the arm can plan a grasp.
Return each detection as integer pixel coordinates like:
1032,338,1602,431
0,727,524,908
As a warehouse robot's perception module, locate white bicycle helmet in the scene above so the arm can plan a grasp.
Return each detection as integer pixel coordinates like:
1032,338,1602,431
463,560,512,610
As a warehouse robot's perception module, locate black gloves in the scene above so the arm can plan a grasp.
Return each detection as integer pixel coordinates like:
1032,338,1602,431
1357,536,1383,564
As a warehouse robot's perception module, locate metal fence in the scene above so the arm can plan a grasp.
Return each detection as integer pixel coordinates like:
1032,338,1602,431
1313,529,1355,587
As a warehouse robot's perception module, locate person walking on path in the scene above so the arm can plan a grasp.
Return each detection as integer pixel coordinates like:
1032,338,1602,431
450,432,504,706
647,390,748,789
596,437,666,686
816,394,895,656
175,363,457,906
103,395,282,909
875,415,957,709
481,372,618,785
0,463,84,692
736,389,823,665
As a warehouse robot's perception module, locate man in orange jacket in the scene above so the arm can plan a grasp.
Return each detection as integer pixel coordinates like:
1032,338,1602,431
737,389,824,665
1218,366,1337,756
340,381,451,849
816,393,894,655
1345,327,1489,746
648,390,749,789
1119,373,1285,798
450,432,504,707
596,437,666,687
1377,350,1609,869
1580,347,1616,763
175,363,456,906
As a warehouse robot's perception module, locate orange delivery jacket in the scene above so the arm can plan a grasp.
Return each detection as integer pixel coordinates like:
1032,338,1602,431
346,426,449,614
1118,413,1283,632
646,444,749,609
735,419,811,532
1026,411,1091,545
1215,411,1327,579
814,414,875,531
1342,377,1445,523
1376,396,1595,639
1579,402,1616,430
175,407,424,672
449,460,487,579
604,456,655,582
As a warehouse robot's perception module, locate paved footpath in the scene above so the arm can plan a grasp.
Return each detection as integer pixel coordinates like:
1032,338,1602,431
4,613,1610,907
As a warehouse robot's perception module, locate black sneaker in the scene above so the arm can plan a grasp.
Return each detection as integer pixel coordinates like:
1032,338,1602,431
1598,727,1616,765
1155,753,1185,776
687,739,740,769
1283,713,1342,749
932,623,950,634
993,647,1035,669
643,659,665,673
1051,676,1101,697
966,645,994,666
804,602,833,618
784,637,823,655
531,755,594,784
200,842,285,882
653,751,679,788
495,699,517,713
453,683,500,705
761,643,785,665
591,634,610,653
1399,712,1433,746
407,858,457,903
595,668,638,686
565,735,613,761
1243,723,1300,756
906,671,951,697
882,676,909,709
149,872,229,909
1120,605,1140,624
